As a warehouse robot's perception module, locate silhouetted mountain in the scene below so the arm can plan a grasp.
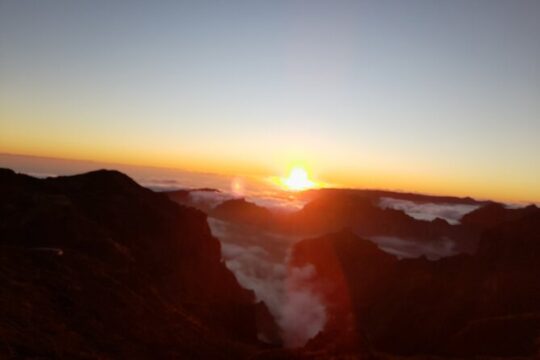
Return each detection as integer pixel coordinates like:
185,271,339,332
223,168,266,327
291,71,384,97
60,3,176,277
289,207,540,358
212,198,274,228
279,193,469,239
196,192,479,252
300,188,489,205
0,169,274,358
461,201,538,229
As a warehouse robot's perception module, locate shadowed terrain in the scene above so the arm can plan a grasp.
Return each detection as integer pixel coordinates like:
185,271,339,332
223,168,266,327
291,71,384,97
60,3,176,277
2,168,539,359
289,205,540,358
0,168,274,358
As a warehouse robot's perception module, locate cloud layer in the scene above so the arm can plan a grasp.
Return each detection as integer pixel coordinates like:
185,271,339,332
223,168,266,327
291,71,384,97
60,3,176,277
378,197,479,225
210,218,326,347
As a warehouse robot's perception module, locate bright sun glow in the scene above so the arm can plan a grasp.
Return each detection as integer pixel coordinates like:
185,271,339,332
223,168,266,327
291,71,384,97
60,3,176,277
282,167,315,191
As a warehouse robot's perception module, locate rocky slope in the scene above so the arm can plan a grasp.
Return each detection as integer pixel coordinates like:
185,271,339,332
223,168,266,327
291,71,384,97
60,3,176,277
0,168,271,358
289,204,540,358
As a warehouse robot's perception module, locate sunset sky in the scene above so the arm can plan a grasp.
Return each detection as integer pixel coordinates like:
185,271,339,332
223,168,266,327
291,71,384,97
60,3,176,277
1,1,539,203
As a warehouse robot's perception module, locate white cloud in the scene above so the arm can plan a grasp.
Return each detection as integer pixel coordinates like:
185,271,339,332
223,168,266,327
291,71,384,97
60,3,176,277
210,219,326,347
279,264,327,348
378,197,479,225
188,191,239,209
369,235,458,260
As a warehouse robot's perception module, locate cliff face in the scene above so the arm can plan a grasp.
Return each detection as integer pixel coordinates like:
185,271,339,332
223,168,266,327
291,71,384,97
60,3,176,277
289,206,540,358
0,169,262,358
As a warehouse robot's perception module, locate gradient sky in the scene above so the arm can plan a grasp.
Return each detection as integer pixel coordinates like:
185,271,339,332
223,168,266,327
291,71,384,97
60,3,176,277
1,0,539,202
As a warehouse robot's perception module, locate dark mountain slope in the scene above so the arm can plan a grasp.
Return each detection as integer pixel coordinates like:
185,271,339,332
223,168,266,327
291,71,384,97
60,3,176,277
0,168,267,358
461,201,538,229
289,206,540,358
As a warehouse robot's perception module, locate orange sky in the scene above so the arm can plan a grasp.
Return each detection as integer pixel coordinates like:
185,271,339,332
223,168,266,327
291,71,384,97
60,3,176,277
1,144,538,205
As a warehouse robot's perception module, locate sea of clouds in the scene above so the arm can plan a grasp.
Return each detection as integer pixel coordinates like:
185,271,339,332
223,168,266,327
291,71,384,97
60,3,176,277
209,218,326,347
378,197,480,224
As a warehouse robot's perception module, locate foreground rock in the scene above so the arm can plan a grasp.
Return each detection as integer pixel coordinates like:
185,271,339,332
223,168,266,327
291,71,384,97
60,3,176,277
0,169,269,358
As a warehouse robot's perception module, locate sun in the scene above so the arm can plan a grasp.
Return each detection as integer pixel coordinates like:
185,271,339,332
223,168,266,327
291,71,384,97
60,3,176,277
282,167,315,191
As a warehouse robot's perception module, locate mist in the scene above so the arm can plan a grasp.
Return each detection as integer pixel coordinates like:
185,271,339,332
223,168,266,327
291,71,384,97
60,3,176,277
209,218,327,347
